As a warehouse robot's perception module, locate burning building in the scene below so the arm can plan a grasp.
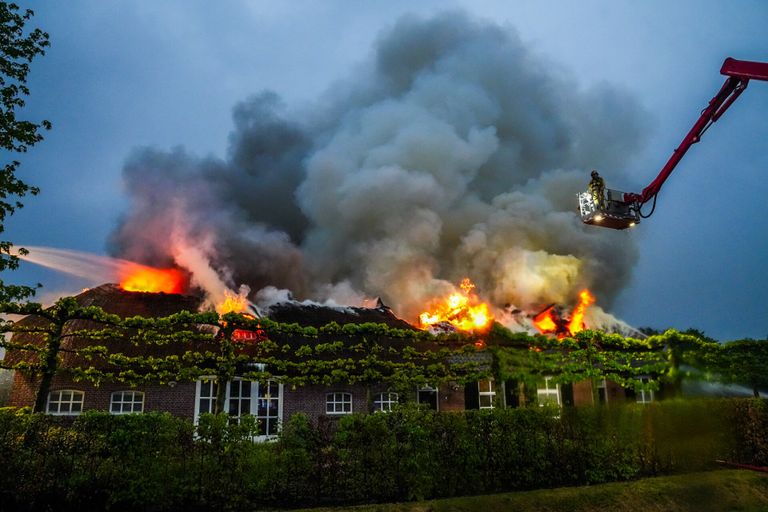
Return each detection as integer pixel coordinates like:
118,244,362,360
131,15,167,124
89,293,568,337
5,12,660,428
4,281,656,437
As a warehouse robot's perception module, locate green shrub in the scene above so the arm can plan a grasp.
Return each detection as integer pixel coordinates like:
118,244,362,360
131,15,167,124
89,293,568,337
0,399,765,510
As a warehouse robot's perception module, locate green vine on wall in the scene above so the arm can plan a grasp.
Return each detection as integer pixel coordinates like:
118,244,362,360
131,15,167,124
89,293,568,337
1,298,764,407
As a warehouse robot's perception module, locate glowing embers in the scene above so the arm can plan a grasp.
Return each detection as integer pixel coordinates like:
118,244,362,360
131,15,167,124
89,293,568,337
119,265,186,294
534,289,596,338
419,278,492,332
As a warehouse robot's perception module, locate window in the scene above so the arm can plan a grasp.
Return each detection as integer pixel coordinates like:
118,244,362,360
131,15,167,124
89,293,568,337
256,380,281,436
110,391,144,414
597,379,608,405
636,376,655,404
373,392,398,412
478,379,496,409
417,386,438,411
537,376,561,407
47,390,84,415
197,378,218,415
228,379,252,418
326,392,352,414
194,378,283,439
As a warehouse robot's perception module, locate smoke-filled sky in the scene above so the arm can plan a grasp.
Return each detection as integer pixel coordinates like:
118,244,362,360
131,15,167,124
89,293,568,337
6,1,768,341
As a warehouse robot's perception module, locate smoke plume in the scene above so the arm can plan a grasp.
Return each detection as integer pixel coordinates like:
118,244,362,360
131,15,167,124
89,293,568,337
109,11,647,324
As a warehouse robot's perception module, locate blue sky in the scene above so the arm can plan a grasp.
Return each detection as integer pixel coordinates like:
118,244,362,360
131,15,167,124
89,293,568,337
7,1,768,340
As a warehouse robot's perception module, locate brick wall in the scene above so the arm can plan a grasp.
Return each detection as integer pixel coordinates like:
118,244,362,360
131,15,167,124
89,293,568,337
282,381,467,424
572,380,595,406
9,369,634,427
283,383,383,424
8,371,37,408
606,380,628,404
8,371,196,419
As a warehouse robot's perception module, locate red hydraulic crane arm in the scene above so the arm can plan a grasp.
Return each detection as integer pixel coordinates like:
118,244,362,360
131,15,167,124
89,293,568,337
625,58,768,205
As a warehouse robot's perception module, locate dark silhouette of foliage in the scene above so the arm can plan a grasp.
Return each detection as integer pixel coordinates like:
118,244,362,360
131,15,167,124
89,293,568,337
0,2,50,302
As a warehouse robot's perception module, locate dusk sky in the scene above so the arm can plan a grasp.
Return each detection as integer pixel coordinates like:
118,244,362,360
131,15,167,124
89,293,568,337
7,1,768,341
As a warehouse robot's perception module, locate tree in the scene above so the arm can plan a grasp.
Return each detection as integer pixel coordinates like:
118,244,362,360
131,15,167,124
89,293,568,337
710,339,768,397
0,2,50,302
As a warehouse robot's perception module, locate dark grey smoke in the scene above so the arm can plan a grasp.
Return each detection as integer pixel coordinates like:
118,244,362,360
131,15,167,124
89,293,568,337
109,11,648,322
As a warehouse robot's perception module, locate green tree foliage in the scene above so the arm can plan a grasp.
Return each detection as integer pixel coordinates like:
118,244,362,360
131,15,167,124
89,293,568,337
709,339,768,397
0,2,50,302
0,298,122,411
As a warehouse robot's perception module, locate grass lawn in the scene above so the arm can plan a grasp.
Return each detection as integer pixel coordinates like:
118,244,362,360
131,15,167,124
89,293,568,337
299,469,768,512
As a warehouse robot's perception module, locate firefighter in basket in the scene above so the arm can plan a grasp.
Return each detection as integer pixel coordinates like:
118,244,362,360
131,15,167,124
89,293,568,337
588,170,605,209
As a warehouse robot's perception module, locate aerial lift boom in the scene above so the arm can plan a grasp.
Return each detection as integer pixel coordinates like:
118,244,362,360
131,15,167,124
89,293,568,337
579,58,768,230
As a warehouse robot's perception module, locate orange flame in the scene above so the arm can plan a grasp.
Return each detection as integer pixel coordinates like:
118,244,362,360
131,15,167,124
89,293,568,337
419,278,492,332
216,289,250,315
567,289,596,335
119,265,186,294
533,306,558,333
533,289,596,338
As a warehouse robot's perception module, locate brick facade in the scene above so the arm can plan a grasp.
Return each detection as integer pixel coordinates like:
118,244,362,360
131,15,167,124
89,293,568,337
9,368,640,426
281,381,466,424
9,371,195,417
572,380,595,406
3,285,643,425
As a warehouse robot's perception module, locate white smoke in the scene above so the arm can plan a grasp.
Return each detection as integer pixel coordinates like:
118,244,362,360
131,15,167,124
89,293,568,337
109,11,648,324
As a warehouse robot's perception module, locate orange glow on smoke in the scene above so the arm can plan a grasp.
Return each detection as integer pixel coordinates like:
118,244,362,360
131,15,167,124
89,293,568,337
534,289,596,338
119,266,186,294
419,278,492,332
216,289,250,315
567,289,596,335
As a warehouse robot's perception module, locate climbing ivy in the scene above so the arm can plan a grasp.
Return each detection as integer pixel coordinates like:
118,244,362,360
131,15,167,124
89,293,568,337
0,298,758,403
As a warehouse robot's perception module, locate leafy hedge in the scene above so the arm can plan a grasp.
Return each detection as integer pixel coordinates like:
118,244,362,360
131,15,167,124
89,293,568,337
1,399,767,511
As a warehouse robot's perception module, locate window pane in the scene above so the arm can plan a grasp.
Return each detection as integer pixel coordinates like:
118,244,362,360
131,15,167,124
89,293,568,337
418,389,438,410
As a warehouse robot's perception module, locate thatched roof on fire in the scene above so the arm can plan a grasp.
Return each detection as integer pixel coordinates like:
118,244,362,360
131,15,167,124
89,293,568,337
265,299,415,330
3,284,204,367
3,284,425,370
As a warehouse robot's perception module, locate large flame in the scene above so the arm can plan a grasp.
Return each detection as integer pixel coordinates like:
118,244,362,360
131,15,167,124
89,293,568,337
534,289,596,338
533,306,558,333
419,278,492,332
119,265,186,294
567,289,595,334
216,289,250,315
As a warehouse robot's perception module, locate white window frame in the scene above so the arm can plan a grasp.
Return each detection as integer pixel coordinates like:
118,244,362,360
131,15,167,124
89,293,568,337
195,377,219,417
254,380,282,437
636,376,655,404
537,376,561,407
227,378,252,419
417,385,439,411
326,392,353,415
194,377,284,440
110,390,145,414
478,379,496,409
373,392,398,412
46,389,85,415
